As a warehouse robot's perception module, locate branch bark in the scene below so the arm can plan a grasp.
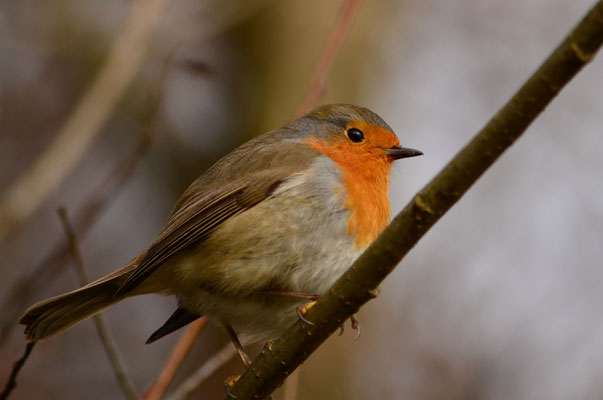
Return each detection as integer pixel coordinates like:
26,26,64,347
227,1,603,399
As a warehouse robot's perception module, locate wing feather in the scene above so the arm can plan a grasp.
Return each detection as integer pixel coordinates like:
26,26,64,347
116,188,249,294
115,138,320,295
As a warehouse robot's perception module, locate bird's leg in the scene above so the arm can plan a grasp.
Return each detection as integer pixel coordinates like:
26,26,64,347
296,301,317,325
261,290,358,337
350,314,360,340
223,323,251,368
262,290,320,301
336,313,360,339
223,322,251,398
262,290,321,325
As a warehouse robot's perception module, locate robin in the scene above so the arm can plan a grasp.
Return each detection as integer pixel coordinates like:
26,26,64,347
20,103,422,368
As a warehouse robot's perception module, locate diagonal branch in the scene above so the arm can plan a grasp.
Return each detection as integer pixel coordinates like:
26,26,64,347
58,208,138,400
0,43,178,343
0,114,155,344
227,1,603,398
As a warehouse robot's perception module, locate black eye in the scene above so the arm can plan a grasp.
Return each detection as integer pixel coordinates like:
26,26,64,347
346,128,364,143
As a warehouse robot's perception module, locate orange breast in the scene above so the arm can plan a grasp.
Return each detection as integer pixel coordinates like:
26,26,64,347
304,135,393,248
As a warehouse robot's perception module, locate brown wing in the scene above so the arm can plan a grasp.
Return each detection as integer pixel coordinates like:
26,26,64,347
116,137,319,295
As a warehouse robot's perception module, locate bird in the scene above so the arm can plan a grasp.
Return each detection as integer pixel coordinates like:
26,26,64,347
20,103,422,367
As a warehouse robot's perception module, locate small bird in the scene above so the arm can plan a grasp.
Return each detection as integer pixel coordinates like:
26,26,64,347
20,104,422,366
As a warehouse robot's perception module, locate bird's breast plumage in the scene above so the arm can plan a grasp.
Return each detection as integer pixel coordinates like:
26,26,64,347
303,135,393,247
158,154,367,338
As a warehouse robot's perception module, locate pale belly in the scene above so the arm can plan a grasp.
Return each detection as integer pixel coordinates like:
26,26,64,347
153,162,367,339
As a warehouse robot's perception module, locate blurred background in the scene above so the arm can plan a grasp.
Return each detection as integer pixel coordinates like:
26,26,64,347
1,0,602,399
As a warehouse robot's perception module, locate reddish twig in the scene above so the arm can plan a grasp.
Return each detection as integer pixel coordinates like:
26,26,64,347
293,0,364,118
164,342,239,400
0,342,36,400
57,207,138,400
143,318,209,400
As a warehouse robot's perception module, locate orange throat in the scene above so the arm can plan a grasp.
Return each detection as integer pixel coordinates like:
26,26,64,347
304,137,393,248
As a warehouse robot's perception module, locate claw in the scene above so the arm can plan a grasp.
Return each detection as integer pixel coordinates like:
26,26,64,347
338,324,345,336
224,375,240,398
296,300,317,325
350,314,360,340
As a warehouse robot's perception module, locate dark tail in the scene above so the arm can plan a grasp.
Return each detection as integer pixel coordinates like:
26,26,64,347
20,258,140,341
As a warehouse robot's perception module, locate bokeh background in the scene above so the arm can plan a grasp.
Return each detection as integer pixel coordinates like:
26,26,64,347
1,0,603,399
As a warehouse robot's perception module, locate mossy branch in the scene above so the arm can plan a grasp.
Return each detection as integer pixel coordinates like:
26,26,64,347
227,2,603,399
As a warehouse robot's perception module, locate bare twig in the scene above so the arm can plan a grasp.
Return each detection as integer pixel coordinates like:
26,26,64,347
0,41,177,344
0,342,36,400
0,0,169,246
293,0,364,118
164,342,238,400
57,208,89,283
143,318,209,400
57,207,138,400
0,122,155,343
227,1,603,398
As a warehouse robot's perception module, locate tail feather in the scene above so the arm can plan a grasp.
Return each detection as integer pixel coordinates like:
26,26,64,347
146,307,201,344
20,258,141,341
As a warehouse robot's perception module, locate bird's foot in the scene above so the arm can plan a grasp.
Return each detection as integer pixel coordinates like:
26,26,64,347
224,375,240,398
350,314,360,340
296,300,317,325
338,314,360,340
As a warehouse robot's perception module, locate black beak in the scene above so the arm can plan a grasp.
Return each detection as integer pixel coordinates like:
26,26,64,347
384,146,423,160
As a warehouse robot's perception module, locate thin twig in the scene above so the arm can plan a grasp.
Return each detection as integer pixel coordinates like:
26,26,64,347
57,207,138,400
0,121,155,343
293,0,364,118
0,0,169,246
227,1,603,398
57,208,89,283
0,342,35,400
164,342,238,400
0,41,179,342
142,318,209,400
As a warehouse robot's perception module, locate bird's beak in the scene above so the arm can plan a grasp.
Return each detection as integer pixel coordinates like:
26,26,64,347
384,146,423,160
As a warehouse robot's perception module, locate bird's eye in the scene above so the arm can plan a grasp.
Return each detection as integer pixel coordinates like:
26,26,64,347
346,128,364,143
